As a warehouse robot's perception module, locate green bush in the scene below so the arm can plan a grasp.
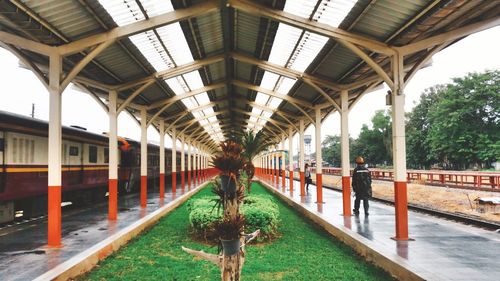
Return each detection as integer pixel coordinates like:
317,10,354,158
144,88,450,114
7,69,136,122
187,194,279,242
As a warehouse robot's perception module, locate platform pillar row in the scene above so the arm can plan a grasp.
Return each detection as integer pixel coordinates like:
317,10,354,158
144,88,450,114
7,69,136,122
340,90,351,216
140,109,148,208
299,119,305,196
108,90,118,220
391,53,409,240
171,129,177,193
159,120,165,198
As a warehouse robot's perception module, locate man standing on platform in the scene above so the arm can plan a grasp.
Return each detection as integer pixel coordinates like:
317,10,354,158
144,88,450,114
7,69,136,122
352,156,372,215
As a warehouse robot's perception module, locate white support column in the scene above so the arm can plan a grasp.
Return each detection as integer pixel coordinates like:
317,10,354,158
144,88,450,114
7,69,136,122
288,128,294,191
181,135,185,188
140,109,148,207
193,146,198,183
187,140,192,186
159,120,165,198
48,53,62,247
281,138,286,187
299,119,305,196
315,107,323,203
171,130,177,192
108,90,118,220
340,90,351,215
391,52,409,240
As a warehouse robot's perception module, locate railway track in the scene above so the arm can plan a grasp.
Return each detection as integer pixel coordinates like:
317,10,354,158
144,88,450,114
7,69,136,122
321,184,500,231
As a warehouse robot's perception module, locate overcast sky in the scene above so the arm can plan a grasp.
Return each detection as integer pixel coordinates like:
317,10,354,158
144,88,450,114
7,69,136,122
0,26,498,153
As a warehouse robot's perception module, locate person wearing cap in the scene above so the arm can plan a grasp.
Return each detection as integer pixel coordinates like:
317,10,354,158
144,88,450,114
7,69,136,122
352,156,372,215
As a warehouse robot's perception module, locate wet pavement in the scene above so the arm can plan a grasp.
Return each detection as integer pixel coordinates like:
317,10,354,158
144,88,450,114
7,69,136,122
0,181,202,281
260,176,500,281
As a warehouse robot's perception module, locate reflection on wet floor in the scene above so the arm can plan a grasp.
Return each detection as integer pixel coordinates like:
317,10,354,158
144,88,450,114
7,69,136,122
260,176,500,281
0,181,197,281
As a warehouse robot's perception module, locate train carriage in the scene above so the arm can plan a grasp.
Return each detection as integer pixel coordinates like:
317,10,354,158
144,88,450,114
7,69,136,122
0,110,182,223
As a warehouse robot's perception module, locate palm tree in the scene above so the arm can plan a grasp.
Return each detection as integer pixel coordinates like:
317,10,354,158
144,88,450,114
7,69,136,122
239,130,269,192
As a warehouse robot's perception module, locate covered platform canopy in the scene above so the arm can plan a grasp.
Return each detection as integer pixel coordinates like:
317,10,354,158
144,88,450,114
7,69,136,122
0,0,498,246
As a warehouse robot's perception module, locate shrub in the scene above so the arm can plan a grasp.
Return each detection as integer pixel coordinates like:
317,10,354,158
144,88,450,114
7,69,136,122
188,194,280,242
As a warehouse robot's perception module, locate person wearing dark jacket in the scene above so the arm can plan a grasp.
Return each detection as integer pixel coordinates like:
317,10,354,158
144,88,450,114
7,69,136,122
352,156,372,215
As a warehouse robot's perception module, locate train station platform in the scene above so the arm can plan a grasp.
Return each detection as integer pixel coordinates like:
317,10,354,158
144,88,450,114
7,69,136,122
0,181,207,281
259,177,500,281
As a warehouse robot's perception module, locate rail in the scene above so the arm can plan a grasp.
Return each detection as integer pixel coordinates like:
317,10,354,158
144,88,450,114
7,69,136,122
309,168,500,190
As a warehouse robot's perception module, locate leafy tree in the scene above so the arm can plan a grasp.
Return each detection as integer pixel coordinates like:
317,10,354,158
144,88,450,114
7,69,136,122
406,85,445,169
321,135,341,166
351,110,392,166
426,70,500,169
239,130,269,192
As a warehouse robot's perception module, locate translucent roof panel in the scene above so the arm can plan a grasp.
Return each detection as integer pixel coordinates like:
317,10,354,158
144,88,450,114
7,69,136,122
268,97,283,109
314,0,358,28
251,107,262,116
267,24,302,67
156,24,194,66
288,32,329,72
260,71,280,91
129,31,173,71
261,111,272,119
194,93,210,105
165,76,187,94
183,71,204,89
249,116,258,123
255,92,269,105
283,0,317,18
276,77,297,94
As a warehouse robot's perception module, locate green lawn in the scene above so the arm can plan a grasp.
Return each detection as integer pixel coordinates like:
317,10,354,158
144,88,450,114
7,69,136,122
81,182,393,280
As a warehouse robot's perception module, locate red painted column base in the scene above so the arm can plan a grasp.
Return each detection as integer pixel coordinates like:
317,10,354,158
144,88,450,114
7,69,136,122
289,171,294,192
159,173,165,198
187,171,191,187
181,171,185,188
48,185,62,247
394,181,409,240
300,172,305,196
141,176,147,208
316,173,323,203
342,176,351,216
172,172,177,193
108,179,118,220
281,171,286,188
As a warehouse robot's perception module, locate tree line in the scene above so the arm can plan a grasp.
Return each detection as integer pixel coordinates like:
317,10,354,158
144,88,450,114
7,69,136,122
321,70,499,170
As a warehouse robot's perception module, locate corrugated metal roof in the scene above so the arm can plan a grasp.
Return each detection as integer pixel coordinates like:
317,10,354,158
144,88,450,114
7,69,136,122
0,0,497,146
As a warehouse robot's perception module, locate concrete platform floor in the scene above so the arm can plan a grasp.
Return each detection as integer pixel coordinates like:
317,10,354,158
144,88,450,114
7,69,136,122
260,176,500,281
0,180,202,281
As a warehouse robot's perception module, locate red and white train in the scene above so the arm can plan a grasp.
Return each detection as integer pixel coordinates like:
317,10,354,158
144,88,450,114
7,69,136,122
0,110,182,223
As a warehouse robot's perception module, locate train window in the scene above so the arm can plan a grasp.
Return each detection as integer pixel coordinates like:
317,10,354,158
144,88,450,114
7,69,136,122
12,138,17,163
30,140,34,163
104,148,109,163
0,138,4,151
69,146,79,156
89,145,97,163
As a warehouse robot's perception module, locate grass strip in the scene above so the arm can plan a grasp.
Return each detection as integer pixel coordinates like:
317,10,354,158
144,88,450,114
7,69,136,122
81,182,393,280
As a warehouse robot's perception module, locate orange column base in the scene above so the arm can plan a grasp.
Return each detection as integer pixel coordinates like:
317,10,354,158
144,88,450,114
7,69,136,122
108,179,118,220
342,176,351,216
300,172,305,196
282,172,286,187
316,173,323,203
289,171,294,192
159,173,165,198
141,176,147,208
48,185,62,247
172,172,177,193
394,181,409,240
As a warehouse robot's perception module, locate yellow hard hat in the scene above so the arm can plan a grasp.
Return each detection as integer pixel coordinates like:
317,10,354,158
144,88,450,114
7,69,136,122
355,156,365,164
